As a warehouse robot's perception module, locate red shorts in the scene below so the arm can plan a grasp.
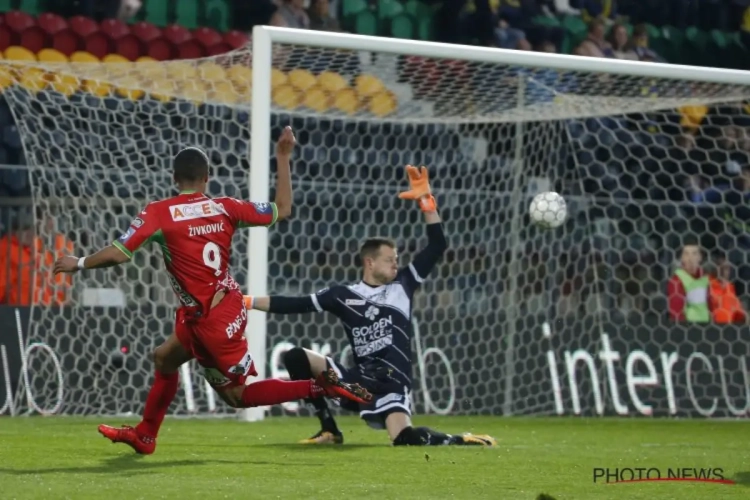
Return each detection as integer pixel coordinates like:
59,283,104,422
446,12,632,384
175,290,257,389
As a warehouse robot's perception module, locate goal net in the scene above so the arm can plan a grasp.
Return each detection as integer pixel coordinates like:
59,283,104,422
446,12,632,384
3,27,750,418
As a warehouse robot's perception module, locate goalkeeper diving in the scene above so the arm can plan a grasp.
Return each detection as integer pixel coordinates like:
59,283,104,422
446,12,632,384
245,165,496,446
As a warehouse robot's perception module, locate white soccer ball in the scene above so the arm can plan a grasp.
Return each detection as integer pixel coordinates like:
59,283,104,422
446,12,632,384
529,191,567,229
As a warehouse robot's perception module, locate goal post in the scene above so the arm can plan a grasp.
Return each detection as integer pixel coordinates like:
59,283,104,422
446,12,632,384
3,27,750,419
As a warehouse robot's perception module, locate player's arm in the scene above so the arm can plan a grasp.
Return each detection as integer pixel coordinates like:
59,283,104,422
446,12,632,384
227,127,296,228
397,165,448,283
244,286,340,315
53,209,158,274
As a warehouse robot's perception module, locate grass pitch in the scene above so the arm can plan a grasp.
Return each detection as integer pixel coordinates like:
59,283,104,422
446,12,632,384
1,416,749,499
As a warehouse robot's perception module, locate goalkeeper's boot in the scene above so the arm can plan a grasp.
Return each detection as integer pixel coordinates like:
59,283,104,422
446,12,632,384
450,433,497,447
97,424,156,455
299,430,344,445
313,368,372,405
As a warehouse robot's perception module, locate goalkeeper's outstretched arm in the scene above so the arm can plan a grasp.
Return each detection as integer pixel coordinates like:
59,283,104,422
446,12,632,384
244,295,321,314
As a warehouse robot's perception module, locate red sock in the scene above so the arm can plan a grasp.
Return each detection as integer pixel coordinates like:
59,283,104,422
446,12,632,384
135,371,179,438
241,379,315,407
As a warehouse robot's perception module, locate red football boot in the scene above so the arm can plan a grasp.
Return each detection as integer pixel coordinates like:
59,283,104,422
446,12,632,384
313,368,373,405
97,424,156,455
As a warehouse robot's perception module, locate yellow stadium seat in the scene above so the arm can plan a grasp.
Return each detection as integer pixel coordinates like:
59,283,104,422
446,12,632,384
115,76,144,100
103,54,129,64
332,88,360,114
302,86,330,113
49,73,79,96
150,78,173,102
70,51,99,63
83,79,111,97
181,80,207,105
227,65,251,89
37,49,68,63
18,67,46,93
137,56,156,63
270,68,287,89
168,61,197,80
318,71,348,93
288,69,316,91
355,74,385,98
272,84,301,109
199,62,226,82
368,91,397,117
0,66,14,91
5,46,36,62
211,80,240,105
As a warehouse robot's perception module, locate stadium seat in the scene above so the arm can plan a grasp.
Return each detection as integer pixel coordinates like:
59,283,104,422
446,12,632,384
354,11,378,36
162,24,192,45
19,26,46,53
223,30,248,49
288,69,317,91
272,84,301,109
51,30,79,56
103,53,129,64
271,68,288,89
175,1,199,30
0,26,12,52
5,45,35,61
379,0,404,19
193,27,222,48
317,71,348,93
115,76,145,100
131,21,161,43
354,74,385,98
100,19,130,40
167,61,197,79
206,43,231,56
115,35,142,61
137,55,156,63
70,51,99,63
211,80,239,104
36,12,68,35
343,0,369,17
227,65,251,89
369,91,397,116
181,80,206,105
37,48,67,62
391,15,414,39
49,71,78,96
84,32,110,60
332,88,360,114
198,62,226,82
68,16,98,38
302,86,330,112
18,66,45,93
176,40,204,59
0,66,15,92
146,38,173,61
82,78,111,97
5,11,35,34
150,78,173,102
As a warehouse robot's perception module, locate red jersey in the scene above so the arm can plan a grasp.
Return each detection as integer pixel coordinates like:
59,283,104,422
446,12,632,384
112,191,277,314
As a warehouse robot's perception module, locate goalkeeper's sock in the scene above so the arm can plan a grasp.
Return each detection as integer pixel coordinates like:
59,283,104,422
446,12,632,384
312,398,340,434
393,426,452,446
135,370,179,439
282,347,340,434
241,379,315,407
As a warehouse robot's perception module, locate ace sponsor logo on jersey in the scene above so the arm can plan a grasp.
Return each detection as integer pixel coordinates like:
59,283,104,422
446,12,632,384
130,217,144,228
118,227,136,242
170,201,227,222
252,202,273,214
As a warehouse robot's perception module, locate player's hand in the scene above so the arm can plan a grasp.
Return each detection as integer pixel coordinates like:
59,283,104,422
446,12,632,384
276,126,296,159
398,165,437,212
53,256,79,275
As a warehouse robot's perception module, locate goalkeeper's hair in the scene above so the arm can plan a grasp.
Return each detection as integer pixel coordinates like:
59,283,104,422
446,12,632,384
173,147,210,183
359,237,397,263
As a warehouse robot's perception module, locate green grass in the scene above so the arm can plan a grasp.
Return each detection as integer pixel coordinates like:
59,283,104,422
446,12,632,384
1,416,749,499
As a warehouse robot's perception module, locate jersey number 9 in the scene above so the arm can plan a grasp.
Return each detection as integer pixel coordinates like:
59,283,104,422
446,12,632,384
203,242,222,277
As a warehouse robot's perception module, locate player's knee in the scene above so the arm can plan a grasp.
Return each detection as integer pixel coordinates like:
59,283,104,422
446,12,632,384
152,346,180,374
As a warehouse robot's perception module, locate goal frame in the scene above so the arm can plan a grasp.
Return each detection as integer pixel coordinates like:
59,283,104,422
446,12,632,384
244,25,750,422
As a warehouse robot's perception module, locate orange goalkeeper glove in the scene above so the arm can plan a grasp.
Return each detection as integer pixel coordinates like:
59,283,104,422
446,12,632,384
243,295,254,310
397,165,437,212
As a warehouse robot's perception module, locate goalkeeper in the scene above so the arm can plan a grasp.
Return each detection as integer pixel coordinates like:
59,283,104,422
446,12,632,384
246,165,496,446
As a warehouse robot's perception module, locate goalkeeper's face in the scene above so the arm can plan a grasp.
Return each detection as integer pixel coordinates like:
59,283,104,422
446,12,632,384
368,245,399,284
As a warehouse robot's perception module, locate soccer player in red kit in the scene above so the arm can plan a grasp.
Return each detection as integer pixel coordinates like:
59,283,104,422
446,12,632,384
53,127,371,454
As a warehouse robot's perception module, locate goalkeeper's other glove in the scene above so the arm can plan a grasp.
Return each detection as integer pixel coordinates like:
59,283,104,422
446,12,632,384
397,165,437,212
243,295,254,310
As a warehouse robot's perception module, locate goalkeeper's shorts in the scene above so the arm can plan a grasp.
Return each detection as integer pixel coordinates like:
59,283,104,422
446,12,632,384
326,357,412,430
175,290,257,389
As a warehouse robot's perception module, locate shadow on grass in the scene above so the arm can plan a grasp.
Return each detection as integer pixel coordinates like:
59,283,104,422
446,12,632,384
732,471,750,486
0,453,321,476
255,443,384,451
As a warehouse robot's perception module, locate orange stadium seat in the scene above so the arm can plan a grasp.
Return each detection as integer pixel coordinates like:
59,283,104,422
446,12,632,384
369,91,397,117
318,71,349,93
332,88,360,114
68,16,98,38
70,51,99,63
5,46,36,61
162,24,192,45
51,30,79,56
272,84,301,109
5,11,35,34
288,69,317,91
302,86,331,112
355,74,386,98
19,26,47,53
37,12,68,35
37,48,68,63
223,30,248,49
100,19,130,40
193,27,222,48
131,21,161,43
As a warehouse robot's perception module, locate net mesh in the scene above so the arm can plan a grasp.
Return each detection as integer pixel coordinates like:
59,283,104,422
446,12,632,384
3,41,750,417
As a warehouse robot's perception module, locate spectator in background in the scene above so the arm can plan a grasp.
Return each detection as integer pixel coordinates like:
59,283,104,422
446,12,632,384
667,240,710,323
277,0,311,30
607,23,637,60
230,0,285,32
627,24,665,62
708,254,747,324
575,19,615,57
574,0,617,23
48,0,139,21
309,0,342,32
0,212,74,306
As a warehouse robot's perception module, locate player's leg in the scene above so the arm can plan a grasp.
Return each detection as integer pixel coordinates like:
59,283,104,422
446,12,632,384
387,412,496,447
98,332,193,454
283,347,344,444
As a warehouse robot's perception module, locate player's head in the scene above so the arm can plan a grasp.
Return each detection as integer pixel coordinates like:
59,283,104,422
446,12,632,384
680,239,702,274
173,147,210,191
360,237,398,285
